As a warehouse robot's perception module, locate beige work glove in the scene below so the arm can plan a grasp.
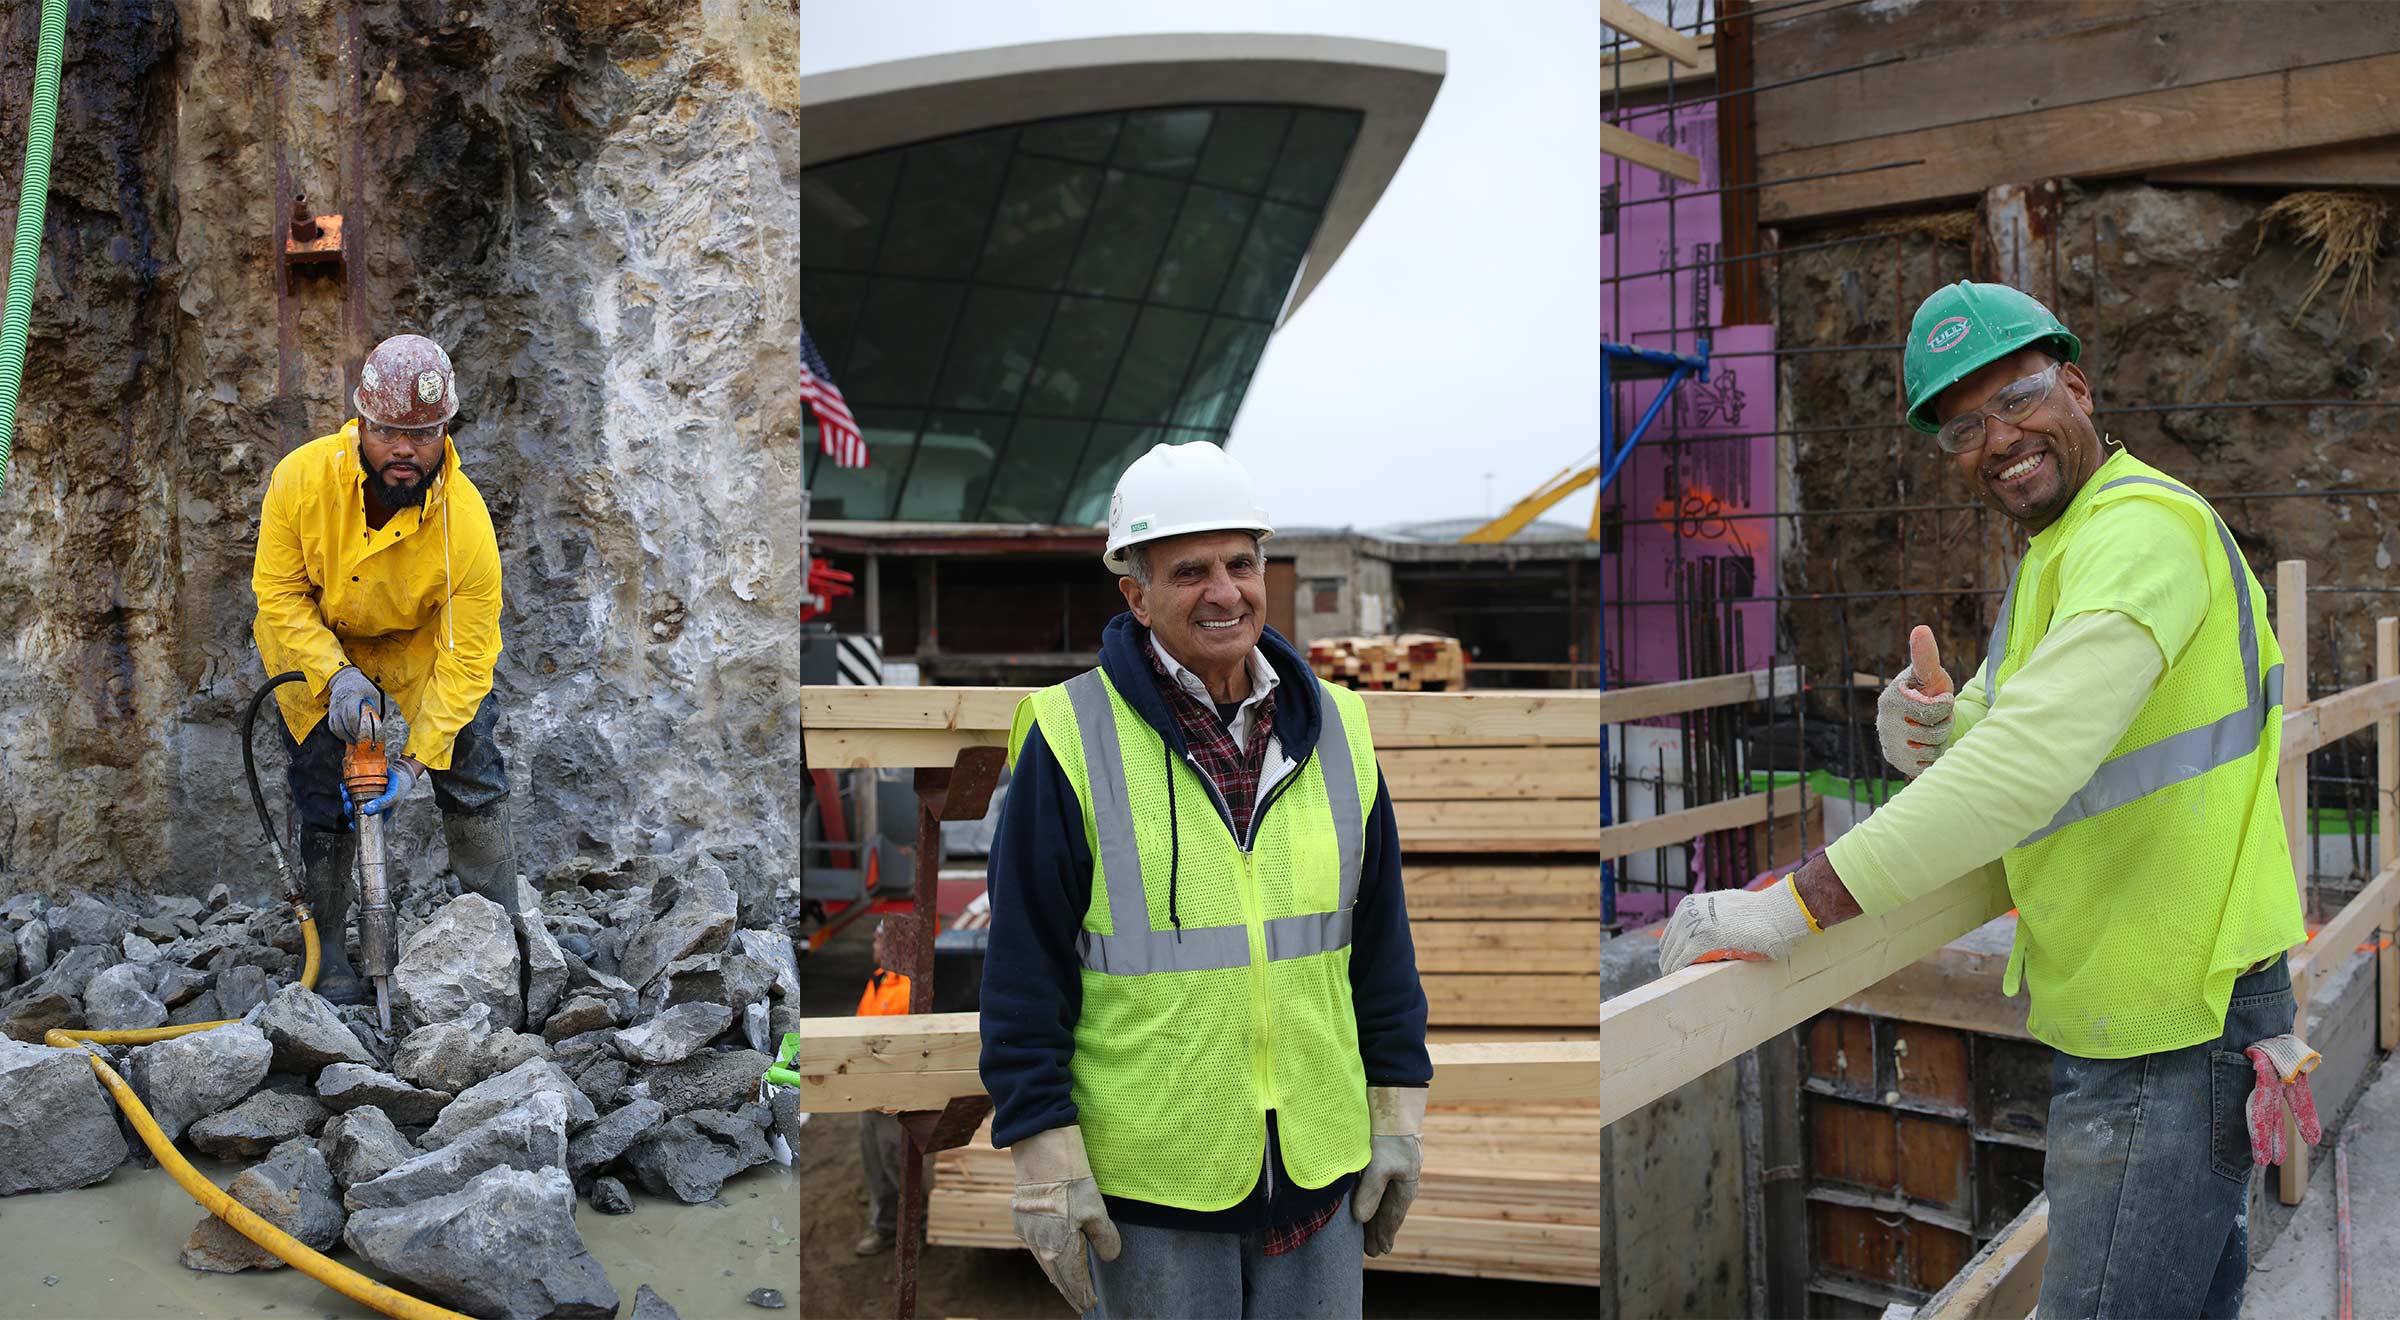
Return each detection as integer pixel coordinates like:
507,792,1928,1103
1657,875,1822,975
1010,1124,1120,1314
1877,626,1955,778
1352,1086,1425,1257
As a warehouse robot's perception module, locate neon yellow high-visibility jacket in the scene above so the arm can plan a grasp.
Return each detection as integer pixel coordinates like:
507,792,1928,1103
1829,448,2303,1058
250,422,503,770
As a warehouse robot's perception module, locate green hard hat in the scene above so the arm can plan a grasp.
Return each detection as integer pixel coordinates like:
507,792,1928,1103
1902,281,2082,434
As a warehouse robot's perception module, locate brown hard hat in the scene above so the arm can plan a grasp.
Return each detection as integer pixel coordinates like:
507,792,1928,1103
354,334,459,429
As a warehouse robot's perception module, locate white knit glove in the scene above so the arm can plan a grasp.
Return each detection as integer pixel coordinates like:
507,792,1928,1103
1009,1124,1120,1314
1657,876,1821,975
1352,1086,1425,1257
1877,627,1956,778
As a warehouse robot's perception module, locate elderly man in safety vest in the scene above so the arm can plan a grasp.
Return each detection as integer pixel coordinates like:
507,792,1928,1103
251,333,512,1005
979,442,1432,1319
1659,282,2321,1319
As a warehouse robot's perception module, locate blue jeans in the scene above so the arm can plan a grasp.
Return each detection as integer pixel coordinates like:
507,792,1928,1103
2039,955,2297,1319
1081,1209,1364,1319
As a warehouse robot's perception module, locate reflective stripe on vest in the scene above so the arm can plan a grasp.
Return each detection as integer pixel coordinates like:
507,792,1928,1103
1983,474,2281,847
1063,669,1365,976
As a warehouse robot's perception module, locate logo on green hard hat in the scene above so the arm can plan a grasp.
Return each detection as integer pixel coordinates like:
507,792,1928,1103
1926,317,1971,353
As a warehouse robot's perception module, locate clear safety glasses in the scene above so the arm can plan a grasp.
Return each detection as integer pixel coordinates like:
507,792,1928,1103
1934,361,2060,455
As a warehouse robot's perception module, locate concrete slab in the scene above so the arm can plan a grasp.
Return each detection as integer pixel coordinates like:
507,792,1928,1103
2242,1051,2400,1319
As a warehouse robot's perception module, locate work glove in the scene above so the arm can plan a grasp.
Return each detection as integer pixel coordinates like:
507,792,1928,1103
1009,1124,1120,1315
1876,626,1955,778
1353,1086,1425,1257
2245,1033,2324,1166
1657,875,1821,975
341,759,421,817
324,667,388,745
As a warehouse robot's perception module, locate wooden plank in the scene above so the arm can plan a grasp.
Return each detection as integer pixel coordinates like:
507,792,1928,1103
2151,134,2400,187
1757,53,2400,224
1754,0,2194,85
1836,916,2033,1042
1598,666,1798,725
1400,800,1597,835
803,726,993,768
2381,618,2398,1054
1917,1193,2050,1320
1413,920,1603,975
1756,1,2400,157
2282,675,2400,760
2296,858,2400,1003
1381,746,1602,801
1598,790,1795,861
1407,863,1601,919
1603,35,1716,98
1602,0,1703,67
1604,122,1703,184
1425,974,1600,1028
1600,861,2013,1127
796,1037,1601,1112
2278,559,2311,1207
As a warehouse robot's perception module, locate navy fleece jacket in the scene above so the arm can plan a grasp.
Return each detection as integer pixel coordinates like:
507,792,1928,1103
978,614,1433,1234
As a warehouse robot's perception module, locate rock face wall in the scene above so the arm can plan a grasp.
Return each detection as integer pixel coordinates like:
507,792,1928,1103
0,1,800,899
1774,183,2400,764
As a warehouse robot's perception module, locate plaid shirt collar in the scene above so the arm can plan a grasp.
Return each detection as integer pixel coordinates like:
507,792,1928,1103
1142,632,1278,839
1146,634,1277,732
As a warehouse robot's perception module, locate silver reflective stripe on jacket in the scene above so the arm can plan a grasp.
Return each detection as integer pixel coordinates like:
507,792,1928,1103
1063,669,1365,975
1982,475,2281,847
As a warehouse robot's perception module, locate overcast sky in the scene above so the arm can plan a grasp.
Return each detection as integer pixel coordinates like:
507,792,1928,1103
801,1,1600,532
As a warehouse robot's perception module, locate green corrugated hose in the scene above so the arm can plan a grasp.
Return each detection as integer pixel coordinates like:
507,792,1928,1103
0,0,67,491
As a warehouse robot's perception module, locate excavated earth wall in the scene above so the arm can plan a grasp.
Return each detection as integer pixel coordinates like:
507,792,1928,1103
0,1,800,899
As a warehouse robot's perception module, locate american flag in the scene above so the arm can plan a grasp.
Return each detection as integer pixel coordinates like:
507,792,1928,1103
800,323,865,469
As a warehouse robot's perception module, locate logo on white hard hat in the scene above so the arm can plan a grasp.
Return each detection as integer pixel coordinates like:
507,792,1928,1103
416,370,444,404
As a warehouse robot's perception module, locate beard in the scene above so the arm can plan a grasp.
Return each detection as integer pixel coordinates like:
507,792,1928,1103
361,444,435,509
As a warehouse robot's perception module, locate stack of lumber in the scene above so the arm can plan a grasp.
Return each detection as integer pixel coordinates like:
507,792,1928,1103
1308,633,1467,691
928,1096,1601,1287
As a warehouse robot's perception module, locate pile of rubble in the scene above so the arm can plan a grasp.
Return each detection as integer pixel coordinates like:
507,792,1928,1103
0,862,801,1320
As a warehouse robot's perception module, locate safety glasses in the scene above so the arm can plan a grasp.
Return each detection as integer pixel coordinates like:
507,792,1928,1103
1934,362,2060,455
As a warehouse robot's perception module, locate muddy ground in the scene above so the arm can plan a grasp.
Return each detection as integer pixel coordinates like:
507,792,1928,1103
798,927,1601,1319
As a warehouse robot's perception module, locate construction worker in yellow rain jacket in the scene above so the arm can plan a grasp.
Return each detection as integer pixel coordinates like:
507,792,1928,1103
251,333,511,1004
1658,283,2322,1320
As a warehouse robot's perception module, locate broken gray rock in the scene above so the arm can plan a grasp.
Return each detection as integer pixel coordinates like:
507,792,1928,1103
0,992,79,1044
394,893,524,1031
735,928,802,1003
648,951,775,1022
343,1166,618,1319
255,982,377,1072
154,964,209,1009
567,1098,668,1181
616,866,738,991
346,1091,569,1212
82,963,167,1031
0,1037,129,1193
14,921,48,981
568,1055,632,1112
319,1106,420,1191
424,1057,597,1148
128,1023,273,1142
612,1002,733,1066
48,894,132,958
180,1138,343,1273
590,1176,634,1215
626,1108,772,1203
120,932,164,963
631,1283,678,1319
166,990,225,1027
640,1048,772,1117
214,964,271,1020
316,1064,454,1127
517,887,568,1030
22,945,119,1003
189,1090,330,1160
389,1004,551,1096
543,992,619,1043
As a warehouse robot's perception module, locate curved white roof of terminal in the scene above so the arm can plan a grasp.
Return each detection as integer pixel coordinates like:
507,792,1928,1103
800,33,1445,323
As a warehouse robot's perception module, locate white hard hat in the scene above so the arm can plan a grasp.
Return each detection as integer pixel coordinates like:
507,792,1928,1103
1103,441,1275,574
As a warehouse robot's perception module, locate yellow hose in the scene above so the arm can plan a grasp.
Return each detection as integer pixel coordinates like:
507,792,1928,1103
48,904,321,1047
39,907,464,1320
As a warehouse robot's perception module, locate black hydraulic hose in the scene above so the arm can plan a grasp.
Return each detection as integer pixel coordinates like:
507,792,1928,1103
245,671,307,896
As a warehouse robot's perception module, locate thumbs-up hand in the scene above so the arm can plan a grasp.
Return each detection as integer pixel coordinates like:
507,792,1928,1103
1878,625,1957,778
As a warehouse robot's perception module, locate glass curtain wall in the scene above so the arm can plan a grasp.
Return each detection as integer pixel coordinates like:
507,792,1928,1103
801,104,1361,522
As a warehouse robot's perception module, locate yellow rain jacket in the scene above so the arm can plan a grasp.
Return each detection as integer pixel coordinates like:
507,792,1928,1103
251,421,503,770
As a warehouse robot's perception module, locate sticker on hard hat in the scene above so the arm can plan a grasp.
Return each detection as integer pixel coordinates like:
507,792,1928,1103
1926,317,1971,353
416,370,444,403
1130,519,1151,534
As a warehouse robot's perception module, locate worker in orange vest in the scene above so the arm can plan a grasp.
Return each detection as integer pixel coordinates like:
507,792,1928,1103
855,920,929,1255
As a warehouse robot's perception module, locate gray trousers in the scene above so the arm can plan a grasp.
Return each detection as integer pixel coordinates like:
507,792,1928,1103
858,1111,933,1237
1082,1210,1365,1319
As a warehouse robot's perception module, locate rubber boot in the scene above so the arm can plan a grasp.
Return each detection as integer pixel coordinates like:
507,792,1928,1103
444,807,524,917
302,828,366,1005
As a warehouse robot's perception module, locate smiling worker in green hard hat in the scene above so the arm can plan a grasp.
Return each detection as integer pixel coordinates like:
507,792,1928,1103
1658,281,2321,1319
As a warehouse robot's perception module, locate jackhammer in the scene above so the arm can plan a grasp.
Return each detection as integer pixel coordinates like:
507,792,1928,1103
342,707,402,1036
